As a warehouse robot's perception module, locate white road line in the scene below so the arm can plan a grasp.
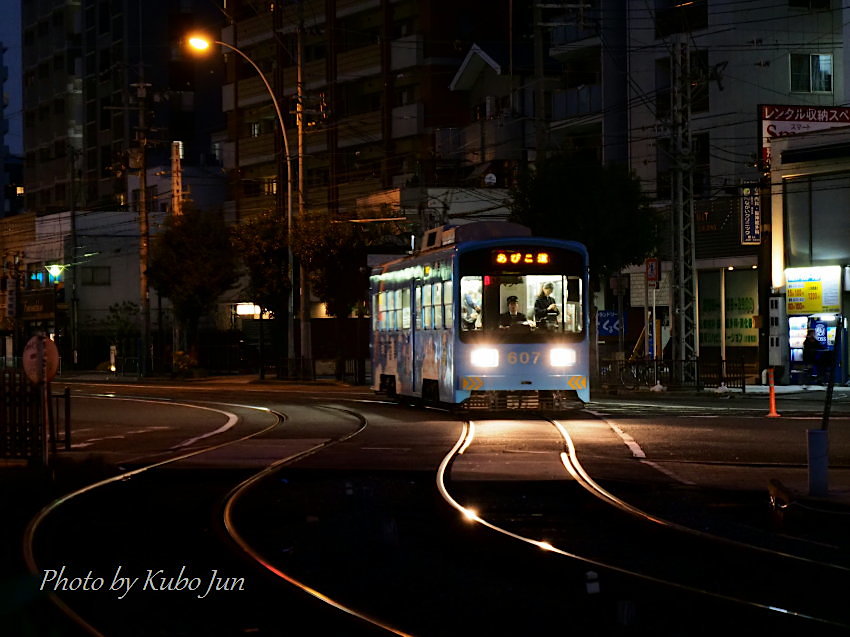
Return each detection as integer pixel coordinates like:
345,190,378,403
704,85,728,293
587,409,694,485
640,460,696,485
608,423,646,459
84,395,239,449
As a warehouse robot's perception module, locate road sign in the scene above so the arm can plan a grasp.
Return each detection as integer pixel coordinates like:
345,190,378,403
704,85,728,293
597,310,623,336
23,335,59,384
645,257,659,287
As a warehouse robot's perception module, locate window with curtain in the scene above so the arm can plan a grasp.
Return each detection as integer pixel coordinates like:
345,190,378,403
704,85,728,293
790,53,832,93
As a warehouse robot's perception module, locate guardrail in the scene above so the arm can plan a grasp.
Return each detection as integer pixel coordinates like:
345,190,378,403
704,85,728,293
599,358,746,392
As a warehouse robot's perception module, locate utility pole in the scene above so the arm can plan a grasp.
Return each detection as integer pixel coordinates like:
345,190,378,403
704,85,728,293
533,2,547,162
131,75,152,376
68,145,80,367
171,141,183,216
297,7,312,377
670,34,698,377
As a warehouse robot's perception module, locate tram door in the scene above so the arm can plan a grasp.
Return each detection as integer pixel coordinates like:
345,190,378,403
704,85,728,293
412,280,421,393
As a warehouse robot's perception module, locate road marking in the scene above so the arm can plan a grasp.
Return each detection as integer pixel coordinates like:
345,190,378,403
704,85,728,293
84,395,239,449
640,460,696,485
608,423,646,459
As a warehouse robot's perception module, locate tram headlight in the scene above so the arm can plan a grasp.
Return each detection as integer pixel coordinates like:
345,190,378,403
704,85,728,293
550,348,576,367
470,348,499,368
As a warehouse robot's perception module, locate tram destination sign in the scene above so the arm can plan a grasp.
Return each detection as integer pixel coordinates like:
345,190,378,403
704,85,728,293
493,250,551,266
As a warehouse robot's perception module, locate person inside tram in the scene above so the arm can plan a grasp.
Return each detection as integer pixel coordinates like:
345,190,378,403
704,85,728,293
534,282,559,327
499,296,527,328
461,286,482,330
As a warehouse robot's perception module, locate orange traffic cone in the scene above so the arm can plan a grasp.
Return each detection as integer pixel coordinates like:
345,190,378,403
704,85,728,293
767,367,781,418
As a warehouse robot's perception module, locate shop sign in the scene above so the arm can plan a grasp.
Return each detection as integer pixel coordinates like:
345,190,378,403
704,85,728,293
699,270,759,347
21,289,56,320
740,184,760,245
760,104,850,170
785,266,841,315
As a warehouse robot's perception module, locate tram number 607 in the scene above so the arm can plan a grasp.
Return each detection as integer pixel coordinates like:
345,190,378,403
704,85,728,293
507,351,540,365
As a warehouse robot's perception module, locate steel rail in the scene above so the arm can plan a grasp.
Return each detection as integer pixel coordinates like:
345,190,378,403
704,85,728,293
437,418,848,629
22,397,285,637
561,415,850,570
221,405,414,637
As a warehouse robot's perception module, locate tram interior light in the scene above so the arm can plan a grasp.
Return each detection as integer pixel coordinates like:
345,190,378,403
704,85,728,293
470,348,499,368
550,348,575,367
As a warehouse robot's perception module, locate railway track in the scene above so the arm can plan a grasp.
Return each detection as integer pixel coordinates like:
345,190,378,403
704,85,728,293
22,396,390,636
439,416,850,634
21,394,850,636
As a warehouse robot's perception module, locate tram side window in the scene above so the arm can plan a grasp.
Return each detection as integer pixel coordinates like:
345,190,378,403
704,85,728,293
414,286,423,330
433,282,443,329
394,289,403,331
443,281,453,327
386,290,396,330
377,292,386,331
422,283,433,329
460,276,482,330
401,288,411,329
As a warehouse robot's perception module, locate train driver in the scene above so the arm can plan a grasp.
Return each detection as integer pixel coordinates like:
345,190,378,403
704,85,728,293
534,282,560,327
499,296,528,327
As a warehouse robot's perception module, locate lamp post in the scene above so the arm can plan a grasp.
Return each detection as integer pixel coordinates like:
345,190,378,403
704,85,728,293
187,35,296,372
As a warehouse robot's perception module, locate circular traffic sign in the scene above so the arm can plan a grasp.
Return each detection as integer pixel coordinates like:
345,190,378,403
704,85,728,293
23,335,59,384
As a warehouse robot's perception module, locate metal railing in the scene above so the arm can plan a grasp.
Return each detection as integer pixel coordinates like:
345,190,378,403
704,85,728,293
599,358,746,392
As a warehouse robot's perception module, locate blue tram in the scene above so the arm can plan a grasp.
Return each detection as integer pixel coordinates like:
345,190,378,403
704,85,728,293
369,222,590,410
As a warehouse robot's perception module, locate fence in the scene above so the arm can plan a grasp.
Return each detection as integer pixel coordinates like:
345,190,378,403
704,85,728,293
0,369,45,461
599,358,747,392
0,370,73,463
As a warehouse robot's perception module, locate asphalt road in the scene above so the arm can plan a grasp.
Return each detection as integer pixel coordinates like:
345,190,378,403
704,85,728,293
2,378,849,635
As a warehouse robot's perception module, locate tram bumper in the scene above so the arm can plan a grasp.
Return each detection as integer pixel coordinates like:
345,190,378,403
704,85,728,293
457,374,588,409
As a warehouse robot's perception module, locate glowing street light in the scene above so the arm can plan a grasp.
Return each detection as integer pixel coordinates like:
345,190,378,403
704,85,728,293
187,34,297,369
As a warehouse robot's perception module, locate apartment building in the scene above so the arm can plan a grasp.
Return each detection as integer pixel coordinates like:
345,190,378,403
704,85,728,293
202,0,535,234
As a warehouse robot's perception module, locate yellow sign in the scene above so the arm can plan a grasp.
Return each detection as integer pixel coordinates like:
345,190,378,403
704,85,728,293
461,377,484,391
785,266,841,315
567,376,587,390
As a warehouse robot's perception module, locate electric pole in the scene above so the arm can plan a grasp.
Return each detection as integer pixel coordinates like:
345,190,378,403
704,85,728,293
670,34,698,377
171,141,183,216
131,75,152,376
297,7,312,377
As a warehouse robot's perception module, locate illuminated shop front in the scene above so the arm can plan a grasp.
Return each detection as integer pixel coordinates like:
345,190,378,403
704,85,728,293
784,266,844,383
769,127,850,384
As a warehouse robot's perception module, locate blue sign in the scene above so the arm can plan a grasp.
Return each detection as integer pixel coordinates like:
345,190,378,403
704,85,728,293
598,310,623,336
740,184,761,245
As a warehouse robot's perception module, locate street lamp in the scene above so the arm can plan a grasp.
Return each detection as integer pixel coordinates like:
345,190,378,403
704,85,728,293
187,34,297,373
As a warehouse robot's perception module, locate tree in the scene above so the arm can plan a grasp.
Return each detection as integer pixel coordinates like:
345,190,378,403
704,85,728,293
510,156,664,372
231,210,292,319
291,211,398,373
292,211,371,318
232,210,293,370
147,206,238,358
510,156,663,277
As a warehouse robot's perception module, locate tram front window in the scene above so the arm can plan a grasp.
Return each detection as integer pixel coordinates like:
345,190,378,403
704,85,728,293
459,274,583,338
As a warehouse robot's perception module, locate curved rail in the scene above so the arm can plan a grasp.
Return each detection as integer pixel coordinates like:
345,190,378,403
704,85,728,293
221,405,413,637
22,397,285,637
551,418,850,571
437,418,848,629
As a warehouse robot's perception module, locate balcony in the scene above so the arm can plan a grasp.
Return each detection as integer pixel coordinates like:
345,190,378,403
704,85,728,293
392,103,423,139
237,133,275,166
337,110,382,148
337,44,380,83
391,35,422,71
552,85,602,119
